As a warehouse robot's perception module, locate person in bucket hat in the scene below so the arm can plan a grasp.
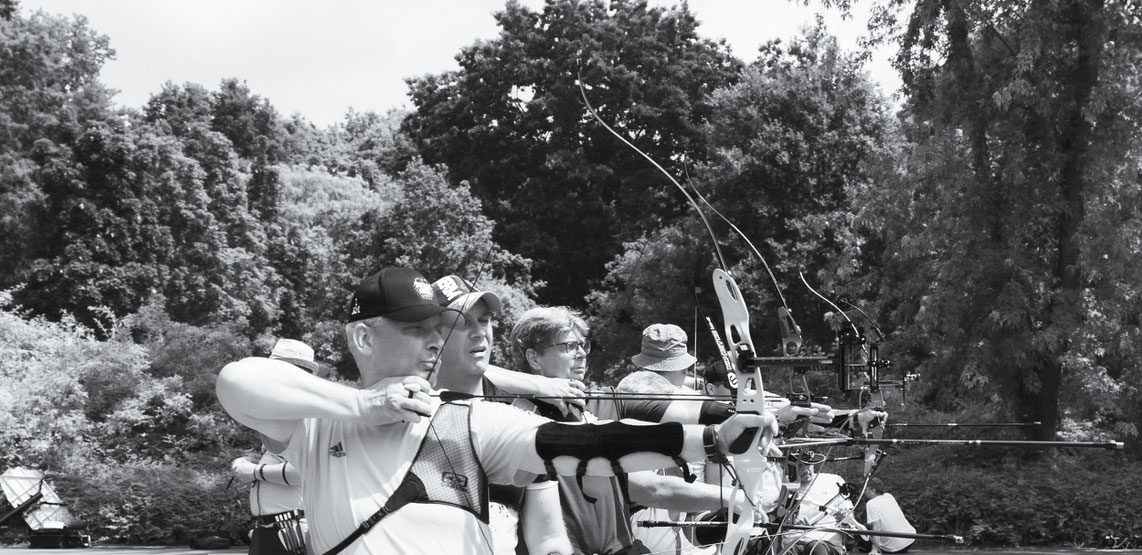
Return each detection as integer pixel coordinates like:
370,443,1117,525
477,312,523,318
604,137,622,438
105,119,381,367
217,266,779,555
632,323,699,393
507,308,760,555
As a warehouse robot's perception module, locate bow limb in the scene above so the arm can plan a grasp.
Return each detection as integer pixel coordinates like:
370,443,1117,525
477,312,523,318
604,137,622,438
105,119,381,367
577,74,729,273
713,269,771,555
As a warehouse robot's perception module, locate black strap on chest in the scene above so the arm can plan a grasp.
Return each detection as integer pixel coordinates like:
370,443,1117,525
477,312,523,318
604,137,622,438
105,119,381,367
322,478,424,555
321,403,487,555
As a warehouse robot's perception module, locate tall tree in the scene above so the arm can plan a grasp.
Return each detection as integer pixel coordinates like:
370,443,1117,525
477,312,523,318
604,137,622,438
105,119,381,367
0,11,116,290
862,0,1142,441
586,24,895,380
404,0,742,306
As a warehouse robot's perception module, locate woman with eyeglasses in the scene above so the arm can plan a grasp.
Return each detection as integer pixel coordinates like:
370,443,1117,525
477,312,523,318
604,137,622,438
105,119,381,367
506,307,740,555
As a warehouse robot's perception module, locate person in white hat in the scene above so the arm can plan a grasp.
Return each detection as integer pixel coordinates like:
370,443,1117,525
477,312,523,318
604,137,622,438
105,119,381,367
631,323,700,393
230,339,315,555
267,338,319,373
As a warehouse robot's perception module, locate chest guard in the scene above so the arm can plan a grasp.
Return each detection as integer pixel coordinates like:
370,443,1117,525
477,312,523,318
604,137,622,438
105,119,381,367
403,401,489,522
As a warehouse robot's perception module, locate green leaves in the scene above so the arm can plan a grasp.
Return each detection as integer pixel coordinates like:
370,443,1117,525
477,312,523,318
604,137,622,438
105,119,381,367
404,0,741,306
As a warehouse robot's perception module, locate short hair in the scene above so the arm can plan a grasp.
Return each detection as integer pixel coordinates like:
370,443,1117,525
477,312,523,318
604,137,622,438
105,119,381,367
866,477,886,494
704,360,731,385
509,306,589,373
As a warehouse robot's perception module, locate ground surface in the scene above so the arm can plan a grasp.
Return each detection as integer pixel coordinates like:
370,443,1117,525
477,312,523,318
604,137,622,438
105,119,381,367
2,547,1142,555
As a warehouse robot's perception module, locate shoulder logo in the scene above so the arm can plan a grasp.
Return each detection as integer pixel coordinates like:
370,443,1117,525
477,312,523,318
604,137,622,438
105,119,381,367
329,442,346,458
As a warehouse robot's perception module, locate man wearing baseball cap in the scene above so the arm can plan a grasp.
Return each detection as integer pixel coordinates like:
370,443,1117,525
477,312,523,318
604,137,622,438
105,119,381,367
217,266,780,555
430,276,572,555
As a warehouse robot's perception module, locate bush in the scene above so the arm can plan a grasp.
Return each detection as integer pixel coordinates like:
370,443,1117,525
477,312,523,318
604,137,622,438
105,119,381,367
876,447,1142,547
51,455,251,545
0,296,258,546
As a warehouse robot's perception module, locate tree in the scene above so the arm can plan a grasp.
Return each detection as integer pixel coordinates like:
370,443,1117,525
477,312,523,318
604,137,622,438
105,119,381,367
404,0,742,306
697,25,894,351
321,109,420,185
586,24,895,381
861,0,1142,442
0,10,118,312
360,159,534,299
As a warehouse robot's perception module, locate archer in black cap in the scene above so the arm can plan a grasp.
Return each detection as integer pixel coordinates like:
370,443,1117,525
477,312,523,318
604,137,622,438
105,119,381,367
349,267,459,323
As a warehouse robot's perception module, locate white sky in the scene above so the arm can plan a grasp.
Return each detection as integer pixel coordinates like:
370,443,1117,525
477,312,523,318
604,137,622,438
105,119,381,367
20,0,902,128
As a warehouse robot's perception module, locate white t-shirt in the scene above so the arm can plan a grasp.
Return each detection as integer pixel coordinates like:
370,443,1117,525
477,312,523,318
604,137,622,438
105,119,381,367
794,473,852,546
281,398,549,555
487,480,561,555
249,451,304,515
865,493,915,552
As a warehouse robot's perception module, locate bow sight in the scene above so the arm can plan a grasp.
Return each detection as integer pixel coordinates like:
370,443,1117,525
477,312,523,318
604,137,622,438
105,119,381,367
735,319,910,411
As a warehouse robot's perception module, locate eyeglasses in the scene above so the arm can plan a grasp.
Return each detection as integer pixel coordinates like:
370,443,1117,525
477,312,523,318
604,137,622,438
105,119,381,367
549,340,591,354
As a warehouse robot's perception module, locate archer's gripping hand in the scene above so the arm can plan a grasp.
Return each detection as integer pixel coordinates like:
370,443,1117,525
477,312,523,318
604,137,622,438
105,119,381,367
776,402,834,425
357,376,434,425
855,407,888,436
715,412,779,455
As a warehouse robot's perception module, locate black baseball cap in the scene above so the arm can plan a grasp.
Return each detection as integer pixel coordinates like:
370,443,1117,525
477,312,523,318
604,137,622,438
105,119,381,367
705,360,738,388
348,267,460,323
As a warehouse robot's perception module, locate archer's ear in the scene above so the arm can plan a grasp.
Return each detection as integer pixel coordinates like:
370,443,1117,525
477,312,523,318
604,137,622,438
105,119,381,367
525,348,542,372
346,321,374,355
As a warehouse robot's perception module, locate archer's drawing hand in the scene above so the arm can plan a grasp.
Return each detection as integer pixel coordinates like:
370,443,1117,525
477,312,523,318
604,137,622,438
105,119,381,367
230,456,258,483
540,377,587,417
358,376,435,425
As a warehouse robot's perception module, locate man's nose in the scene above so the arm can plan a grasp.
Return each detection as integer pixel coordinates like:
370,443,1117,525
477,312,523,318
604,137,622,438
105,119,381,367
427,326,446,350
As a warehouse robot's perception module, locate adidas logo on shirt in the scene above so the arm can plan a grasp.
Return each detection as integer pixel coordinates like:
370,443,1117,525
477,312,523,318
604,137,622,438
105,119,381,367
329,442,346,458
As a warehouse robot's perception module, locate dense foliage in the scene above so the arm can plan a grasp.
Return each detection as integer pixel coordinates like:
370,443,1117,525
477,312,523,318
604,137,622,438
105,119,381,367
1,0,1141,546
858,0,1142,444
404,0,743,306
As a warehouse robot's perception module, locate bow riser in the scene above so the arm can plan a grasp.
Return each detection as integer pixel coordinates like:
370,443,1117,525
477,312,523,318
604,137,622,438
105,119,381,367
713,269,770,555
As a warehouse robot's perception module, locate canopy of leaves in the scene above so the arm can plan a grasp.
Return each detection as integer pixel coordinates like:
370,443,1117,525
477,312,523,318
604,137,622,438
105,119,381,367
403,0,743,305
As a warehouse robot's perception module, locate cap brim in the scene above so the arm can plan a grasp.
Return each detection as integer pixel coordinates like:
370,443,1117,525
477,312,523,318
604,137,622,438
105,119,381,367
384,304,460,322
447,291,502,313
631,353,697,372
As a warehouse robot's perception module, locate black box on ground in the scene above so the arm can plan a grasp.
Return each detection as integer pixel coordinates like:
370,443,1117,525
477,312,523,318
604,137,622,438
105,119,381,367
29,529,91,548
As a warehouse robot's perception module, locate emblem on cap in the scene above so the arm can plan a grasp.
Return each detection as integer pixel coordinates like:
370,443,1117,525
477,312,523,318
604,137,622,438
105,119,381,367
413,277,434,301
434,276,465,304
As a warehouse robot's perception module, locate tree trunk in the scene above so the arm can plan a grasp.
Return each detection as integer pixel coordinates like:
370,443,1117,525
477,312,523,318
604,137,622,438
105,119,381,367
1036,0,1106,442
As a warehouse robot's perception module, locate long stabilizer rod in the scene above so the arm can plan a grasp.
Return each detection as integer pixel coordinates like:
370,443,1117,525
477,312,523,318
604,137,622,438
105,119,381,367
780,437,1123,450
638,520,964,544
889,422,1041,427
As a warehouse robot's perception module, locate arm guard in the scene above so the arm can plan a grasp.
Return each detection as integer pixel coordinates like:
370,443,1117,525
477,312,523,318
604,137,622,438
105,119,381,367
699,400,735,425
534,421,687,502
534,420,685,461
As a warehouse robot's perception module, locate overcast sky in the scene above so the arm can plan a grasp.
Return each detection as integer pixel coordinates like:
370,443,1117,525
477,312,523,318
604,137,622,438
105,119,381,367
19,0,902,128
